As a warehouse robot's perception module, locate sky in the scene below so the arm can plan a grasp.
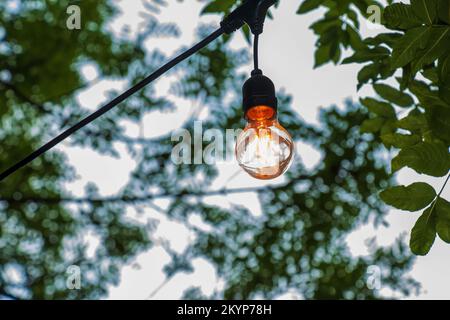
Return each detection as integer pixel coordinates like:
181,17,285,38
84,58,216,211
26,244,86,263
57,0,450,300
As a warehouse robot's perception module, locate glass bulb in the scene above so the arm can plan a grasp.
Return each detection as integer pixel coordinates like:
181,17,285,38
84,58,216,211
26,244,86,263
235,106,294,180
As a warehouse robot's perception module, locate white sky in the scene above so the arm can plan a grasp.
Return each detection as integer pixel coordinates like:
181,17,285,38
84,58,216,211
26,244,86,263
57,0,450,300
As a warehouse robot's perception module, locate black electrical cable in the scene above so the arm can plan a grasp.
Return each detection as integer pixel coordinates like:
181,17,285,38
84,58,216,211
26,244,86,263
253,33,259,70
0,0,278,182
0,27,224,182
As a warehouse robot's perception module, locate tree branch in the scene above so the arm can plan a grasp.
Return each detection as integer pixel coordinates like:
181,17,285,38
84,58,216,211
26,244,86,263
0,177,307,205
0,187,266,204
146,275,174,300
437,173,450,198
429,173,450,215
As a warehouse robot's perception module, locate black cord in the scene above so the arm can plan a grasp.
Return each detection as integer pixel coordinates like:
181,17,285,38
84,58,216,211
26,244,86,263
0,27,225,182
253,33,259,70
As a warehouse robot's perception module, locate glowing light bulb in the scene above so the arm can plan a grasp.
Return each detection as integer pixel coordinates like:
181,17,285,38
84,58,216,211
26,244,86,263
236,105,294,180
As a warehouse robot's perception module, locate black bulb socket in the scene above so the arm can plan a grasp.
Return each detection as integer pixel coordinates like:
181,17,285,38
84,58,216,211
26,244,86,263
242,69,278,114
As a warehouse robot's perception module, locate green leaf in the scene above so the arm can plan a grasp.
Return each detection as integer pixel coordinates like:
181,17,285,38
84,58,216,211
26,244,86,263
314,44,332,68
437,0,450,24
310,18,341,34
439,54,450,83
439,85,450,105
330,39,342,64
364,33,403,47
242,24,251,44
408,80,446,109
373,83,414,107
360,117,384,133
379,62,396,80
421,68,439,83
411,0,438,25
201,0,234,14
345,25,365,50
439,81,450,105
392,141,450,176
436,218,450,243
297,0,323,14
384,3,423,30
357,64,380,87
436,198,450,243
381,133,422,148
342,47,389,64
412,26,450,74
360,97,396,118
380,182,436,211
397,110,428,132
391,27,431,68
410,206,436,255
428,105,450,143
380,119,398,137
438,54,450,104
348,7,359,27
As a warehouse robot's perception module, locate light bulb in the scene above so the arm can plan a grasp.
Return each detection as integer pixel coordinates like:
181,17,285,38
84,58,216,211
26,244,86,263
236,105,294,180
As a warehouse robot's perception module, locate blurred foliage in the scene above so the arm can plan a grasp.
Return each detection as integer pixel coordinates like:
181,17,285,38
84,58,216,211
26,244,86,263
174,101,419,299
0,0,155,299
0,0,422,300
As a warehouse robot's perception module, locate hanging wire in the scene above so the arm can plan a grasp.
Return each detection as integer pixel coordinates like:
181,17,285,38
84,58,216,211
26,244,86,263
0,28,225,182
253,33,259,70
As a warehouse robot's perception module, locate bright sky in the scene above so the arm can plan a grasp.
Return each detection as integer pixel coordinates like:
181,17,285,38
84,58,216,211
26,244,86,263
58,0,450,300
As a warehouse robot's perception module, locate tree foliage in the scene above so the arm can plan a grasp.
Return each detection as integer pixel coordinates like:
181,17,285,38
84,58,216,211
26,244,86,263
0,0,157,299
0,0,437,300
340,0,450,255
